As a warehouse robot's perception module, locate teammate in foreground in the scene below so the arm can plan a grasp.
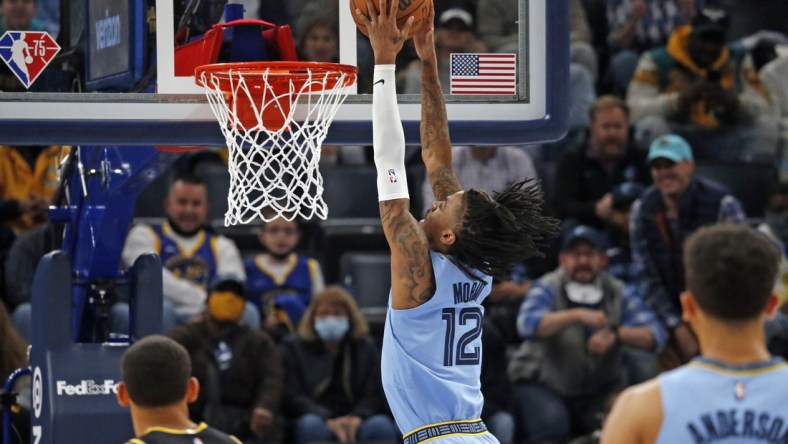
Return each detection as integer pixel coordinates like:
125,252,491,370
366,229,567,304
602,224,788,443
356,0,558,442
116,335,242,444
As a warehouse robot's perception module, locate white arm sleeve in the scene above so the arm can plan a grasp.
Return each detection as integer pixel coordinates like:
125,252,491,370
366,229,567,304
372,65,409,201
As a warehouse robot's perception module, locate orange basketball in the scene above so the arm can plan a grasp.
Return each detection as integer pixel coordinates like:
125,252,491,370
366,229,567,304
351,0,431,38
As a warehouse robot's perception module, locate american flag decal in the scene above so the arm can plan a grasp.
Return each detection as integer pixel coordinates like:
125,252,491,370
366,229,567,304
450,53,517,95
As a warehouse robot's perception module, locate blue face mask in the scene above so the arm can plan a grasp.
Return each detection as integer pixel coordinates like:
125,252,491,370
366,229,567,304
314,316,350,342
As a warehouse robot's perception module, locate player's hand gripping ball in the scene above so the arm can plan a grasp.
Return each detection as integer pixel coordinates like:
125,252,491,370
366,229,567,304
351,0,431,38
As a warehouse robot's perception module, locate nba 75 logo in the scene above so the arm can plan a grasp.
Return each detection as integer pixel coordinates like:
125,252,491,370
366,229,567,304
0,31,60,88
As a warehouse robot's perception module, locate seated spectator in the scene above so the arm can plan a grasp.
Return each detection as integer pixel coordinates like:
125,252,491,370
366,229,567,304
603,182,645,283
297,12,338,63
509,225,664,443
120,174,257,332
293,0,335,42
5,222,57,340
401,7,487,94
554,96,650,229
0,144,64,318
629,134,746,370
606,0,698,95
627,9,778,163
279,286,398,444
168,277,283,443
245,214,325,342
116,335,242,443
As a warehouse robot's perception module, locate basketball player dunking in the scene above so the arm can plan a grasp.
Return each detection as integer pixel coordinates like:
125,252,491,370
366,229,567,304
356,0,557,442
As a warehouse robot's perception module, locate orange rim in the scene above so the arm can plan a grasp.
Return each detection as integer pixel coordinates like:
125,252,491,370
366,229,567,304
195,61,358,92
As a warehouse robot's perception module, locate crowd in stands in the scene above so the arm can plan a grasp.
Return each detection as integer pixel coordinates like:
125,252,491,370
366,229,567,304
2,0,788,443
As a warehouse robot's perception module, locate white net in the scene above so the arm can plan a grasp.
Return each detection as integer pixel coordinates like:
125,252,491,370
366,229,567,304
197,63,357,225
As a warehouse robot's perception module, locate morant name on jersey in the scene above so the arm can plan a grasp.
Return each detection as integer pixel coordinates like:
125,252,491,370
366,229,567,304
453,281,487,304
686,409,787,443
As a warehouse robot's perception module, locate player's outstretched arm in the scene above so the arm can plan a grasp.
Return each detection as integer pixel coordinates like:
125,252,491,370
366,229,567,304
358,0,435,309
414,5,461,202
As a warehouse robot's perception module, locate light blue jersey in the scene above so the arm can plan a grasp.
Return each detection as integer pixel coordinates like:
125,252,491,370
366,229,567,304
382,251,497,443
657,357,788,443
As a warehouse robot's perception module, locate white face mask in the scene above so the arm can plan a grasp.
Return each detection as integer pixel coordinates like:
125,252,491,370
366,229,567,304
565,281,603,305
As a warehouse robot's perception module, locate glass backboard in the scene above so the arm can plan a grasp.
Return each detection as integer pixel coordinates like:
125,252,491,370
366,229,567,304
0,0,569,146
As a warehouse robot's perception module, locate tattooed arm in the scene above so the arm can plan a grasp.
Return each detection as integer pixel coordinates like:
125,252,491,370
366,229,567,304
414,9,461,202
359,0,434,309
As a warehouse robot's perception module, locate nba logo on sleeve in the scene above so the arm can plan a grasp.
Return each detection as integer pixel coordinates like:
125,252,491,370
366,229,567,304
388,169,398,184
0,31,60,88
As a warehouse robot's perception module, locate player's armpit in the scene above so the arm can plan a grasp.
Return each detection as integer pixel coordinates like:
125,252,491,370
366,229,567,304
379,199,435,309
427,165,461,203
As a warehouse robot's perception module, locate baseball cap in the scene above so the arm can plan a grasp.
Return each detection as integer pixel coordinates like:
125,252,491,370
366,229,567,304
439,8,473,28
611,182,646,210
562,225,606,251
647,134,694,164
692,8,730,41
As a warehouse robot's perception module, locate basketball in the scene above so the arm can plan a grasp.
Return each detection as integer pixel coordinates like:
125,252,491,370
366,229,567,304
351,0,431,38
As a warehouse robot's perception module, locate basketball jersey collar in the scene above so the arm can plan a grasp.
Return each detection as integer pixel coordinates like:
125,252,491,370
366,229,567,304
691,356,786,373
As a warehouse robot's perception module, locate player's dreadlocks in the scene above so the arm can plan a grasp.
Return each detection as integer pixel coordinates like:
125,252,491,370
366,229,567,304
448,179,559,281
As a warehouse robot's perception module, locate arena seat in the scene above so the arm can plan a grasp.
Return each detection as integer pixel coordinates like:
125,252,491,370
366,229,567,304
321,165,380,218
340,251,391,323
194,161,231,225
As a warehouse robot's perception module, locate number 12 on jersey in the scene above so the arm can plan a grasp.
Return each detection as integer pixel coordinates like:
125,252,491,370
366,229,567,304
441,307,483,366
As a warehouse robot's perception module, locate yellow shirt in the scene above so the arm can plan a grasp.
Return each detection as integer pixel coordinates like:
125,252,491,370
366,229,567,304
0,145,66,232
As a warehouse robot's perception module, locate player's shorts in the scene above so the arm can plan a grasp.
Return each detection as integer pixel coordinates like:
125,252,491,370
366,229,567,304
402,419,500,444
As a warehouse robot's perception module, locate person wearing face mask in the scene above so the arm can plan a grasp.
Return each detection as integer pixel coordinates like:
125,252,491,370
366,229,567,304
168,276,283,443
245,212,325,343
509,225,665,444
279,286,398,444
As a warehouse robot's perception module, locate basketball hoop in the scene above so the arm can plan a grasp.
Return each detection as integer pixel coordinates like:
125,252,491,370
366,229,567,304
195,61,358,225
